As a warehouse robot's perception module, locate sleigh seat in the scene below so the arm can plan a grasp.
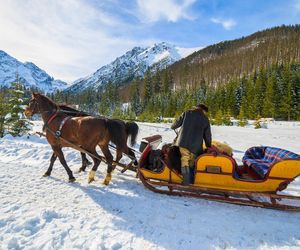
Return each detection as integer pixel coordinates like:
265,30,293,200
242,146,300,179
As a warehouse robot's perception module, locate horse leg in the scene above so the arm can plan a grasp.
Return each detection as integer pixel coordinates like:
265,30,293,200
114,147,123,167
52,146,76,182
43,152,57,177
99,144,114,185
123,145,138,167
128,148,138,166
79,153,89,172
87,149,101,184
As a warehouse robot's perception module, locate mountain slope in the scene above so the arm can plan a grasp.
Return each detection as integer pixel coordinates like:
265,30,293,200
169,25,300,88
66,42,200,93
0,50,67,92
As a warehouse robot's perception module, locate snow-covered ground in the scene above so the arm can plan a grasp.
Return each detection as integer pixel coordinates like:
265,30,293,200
0,121,300,249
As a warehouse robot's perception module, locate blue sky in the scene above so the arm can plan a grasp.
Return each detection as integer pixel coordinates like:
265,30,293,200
0,0,299,82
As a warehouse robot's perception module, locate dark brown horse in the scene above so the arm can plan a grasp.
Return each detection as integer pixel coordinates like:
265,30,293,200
58,104,139,172
24,92,135,185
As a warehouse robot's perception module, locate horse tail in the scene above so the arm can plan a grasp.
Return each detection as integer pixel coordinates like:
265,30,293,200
125,121,139,146
106,119,127,150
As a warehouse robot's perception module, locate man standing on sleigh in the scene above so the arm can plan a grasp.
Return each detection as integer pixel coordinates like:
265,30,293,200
171,104,212,185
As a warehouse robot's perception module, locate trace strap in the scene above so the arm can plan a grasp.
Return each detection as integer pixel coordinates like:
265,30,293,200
55,116,71,138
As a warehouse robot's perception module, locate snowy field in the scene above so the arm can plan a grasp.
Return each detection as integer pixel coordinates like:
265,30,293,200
0,121,300,249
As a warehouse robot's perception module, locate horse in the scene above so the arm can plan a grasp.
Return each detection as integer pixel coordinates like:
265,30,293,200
24,92,135,185
58,104,139,172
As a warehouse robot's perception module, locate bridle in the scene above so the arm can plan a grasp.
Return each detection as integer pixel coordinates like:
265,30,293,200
29,97,58,116
28,97,61,132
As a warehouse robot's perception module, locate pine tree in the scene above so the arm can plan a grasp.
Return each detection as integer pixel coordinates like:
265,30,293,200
254,67,267,116
143,70,152,106
224,80,236,116
131,82,142,116
280,65,293,120
153,71,162,93
162,70,172,94
238,101,248,127
0,91,9,137
6,81,31,136
214,110,223,125
244,79,256,119
254,115,262,129
99,89,110,116
263,72,275,117
222,109,232,126
290,64,300,120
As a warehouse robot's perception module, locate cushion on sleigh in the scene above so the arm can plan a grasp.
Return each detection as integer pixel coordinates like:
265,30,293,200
242,146,300,178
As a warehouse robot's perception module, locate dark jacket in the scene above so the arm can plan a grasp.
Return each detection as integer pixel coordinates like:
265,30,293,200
171,108,212,155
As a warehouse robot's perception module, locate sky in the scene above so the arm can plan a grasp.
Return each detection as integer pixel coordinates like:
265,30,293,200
0,0,299,83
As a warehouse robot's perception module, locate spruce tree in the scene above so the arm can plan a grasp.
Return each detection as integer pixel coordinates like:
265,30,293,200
0,91,9,137
6,81,31,136
280,65,293,120
143,70,152,106
214,110,223,125
131,82,142,116
263,72,275,117
154,71,162,93
238,101,248,126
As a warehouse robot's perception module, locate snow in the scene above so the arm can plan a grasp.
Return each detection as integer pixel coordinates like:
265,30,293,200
0,121,300,249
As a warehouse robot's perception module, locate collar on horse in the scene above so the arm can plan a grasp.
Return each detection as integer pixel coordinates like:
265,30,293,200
43,111,71,138
42,111,58,132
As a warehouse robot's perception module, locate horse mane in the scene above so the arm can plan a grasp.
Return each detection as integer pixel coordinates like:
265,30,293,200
59,104,78,112
59,104,90,116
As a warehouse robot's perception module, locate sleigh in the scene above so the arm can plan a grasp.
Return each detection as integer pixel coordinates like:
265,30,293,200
138,135,300,211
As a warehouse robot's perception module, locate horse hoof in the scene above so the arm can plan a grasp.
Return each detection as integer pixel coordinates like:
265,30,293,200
43,173,50,177
88,178,95,184
69,177,76,183
103,179,110,185
103,175,112,185
88,170,96,184
78,168,85,173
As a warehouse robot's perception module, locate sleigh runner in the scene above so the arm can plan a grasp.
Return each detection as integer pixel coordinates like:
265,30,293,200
138,135,300,211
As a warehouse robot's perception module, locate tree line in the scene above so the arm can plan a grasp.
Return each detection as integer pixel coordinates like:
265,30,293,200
53,62,299,123
129,63,300,121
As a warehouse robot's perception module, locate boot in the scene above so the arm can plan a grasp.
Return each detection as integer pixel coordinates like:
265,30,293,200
181,166,190,185
189,165,195,184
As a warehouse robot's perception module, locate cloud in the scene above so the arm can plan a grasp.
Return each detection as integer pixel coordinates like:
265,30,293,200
136,0,196,23
211,17,236,30
295,0,300,11
0,0,152,83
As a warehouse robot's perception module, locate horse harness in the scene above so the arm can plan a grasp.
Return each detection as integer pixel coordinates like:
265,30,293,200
42,111,71,139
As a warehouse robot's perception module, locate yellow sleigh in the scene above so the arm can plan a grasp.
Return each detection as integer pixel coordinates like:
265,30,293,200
138,135,300,211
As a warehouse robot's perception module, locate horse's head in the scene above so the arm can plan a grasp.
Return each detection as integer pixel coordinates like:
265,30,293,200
24,92,57,117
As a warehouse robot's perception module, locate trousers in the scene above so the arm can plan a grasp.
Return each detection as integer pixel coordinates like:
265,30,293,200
179,147,195,167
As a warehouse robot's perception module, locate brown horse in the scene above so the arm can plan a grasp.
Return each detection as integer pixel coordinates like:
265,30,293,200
24,92,133,185
58,104,139,173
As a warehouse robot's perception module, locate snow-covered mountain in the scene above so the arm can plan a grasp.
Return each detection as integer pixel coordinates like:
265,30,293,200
0,50,67,93
66,42,200,93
